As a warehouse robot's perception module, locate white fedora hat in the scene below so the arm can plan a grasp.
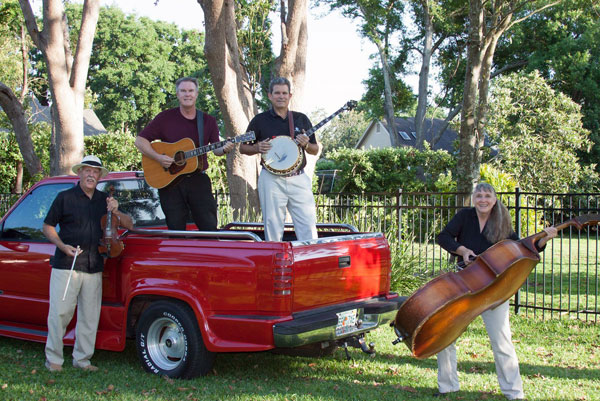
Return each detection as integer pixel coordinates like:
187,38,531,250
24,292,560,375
71,155,109,178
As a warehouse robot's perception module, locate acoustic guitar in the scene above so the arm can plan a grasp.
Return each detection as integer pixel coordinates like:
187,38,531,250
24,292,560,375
142,131,255,189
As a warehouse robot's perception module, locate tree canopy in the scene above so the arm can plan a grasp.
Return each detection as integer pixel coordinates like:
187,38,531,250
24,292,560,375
493,0,600,170
486,71,594,193
29,4,217,133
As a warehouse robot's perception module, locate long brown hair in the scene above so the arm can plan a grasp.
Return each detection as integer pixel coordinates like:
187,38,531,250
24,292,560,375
473,183,514,243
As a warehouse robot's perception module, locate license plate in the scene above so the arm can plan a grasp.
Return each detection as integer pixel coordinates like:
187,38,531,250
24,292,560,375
335,309,359,336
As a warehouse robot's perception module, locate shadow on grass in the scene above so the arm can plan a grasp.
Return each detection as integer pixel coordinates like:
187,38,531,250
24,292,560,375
1,337,597,401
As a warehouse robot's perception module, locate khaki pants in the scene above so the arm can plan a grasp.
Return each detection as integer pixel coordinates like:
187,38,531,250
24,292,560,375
45,268,102,368
258,169,318,242
437,300,524,400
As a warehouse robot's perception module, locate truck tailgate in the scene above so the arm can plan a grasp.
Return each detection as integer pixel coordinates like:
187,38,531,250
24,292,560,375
290,233,391,312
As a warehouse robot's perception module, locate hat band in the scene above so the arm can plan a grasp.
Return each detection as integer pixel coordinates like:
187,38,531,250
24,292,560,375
83,161,103,168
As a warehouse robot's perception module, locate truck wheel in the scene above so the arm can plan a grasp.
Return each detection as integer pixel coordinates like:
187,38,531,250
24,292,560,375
135,301,215,379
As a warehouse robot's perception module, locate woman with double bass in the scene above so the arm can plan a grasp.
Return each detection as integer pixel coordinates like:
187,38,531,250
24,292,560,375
435,183,557,399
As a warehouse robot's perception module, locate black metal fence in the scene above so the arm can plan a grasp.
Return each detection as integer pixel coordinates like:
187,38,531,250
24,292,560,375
2,189,598,322
312,189,599,323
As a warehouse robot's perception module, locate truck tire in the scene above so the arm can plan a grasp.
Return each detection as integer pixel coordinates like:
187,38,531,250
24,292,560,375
135,300,215,379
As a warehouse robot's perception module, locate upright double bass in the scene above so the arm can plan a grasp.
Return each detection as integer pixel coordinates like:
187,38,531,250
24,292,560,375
393,214,600,359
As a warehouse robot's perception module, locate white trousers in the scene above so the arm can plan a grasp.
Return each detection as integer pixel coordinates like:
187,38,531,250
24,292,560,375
258,169,318,242
437,300,524,400
45,268,102,368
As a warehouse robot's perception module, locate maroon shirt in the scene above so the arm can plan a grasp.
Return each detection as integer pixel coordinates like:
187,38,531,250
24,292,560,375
138,108,220,171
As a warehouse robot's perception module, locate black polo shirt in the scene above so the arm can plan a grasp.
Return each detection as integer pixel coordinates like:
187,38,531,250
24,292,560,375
437,208,519,255
246,108,317,144
44,184,108,273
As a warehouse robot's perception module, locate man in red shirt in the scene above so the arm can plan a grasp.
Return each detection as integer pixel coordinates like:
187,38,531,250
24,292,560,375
135,77,233,231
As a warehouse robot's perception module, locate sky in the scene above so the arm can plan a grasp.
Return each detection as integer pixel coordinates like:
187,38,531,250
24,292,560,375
91,0,380,115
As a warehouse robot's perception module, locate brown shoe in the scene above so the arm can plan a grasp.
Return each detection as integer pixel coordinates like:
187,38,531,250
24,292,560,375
73,363,99,372
45,361,63,372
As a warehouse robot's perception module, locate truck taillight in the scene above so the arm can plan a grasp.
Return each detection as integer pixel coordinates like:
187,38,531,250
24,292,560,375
273,250,293,296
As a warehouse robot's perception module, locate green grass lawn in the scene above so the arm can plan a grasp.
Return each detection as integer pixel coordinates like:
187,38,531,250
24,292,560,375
1,315,598,401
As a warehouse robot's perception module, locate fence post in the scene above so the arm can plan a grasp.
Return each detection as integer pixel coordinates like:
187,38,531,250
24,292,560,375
397,188,402,247
514,187,521,314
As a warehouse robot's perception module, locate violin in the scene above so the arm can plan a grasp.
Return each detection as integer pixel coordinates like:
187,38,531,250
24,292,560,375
393,213,600,359
99,186,124,258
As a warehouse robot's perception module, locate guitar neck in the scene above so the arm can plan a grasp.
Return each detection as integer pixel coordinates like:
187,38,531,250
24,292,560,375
183,137,238,160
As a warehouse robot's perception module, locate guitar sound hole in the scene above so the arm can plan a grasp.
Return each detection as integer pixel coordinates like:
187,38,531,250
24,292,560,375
173,151,186,166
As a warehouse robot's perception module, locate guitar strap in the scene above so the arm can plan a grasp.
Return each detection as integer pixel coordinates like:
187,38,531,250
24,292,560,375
196,109,204,170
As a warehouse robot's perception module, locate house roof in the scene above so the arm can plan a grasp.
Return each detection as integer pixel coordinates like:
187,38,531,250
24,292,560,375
28,98,107,136
356,117,457,153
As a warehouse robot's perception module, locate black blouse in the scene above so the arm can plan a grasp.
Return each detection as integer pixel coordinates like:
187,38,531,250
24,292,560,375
437,208,519,256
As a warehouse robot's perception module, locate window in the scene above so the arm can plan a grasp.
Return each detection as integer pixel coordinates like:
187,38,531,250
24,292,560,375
1,183,73,241
399,131,411,140
97,179,166,227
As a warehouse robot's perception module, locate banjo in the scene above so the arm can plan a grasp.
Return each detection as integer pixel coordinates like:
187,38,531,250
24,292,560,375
261,100,357,176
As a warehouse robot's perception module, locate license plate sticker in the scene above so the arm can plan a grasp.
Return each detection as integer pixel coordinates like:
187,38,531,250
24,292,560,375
335,309,359,336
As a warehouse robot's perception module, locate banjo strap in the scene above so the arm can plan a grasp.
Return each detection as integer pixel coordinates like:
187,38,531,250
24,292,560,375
287,111,295,139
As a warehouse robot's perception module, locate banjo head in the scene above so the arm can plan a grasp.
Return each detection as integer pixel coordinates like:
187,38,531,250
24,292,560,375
262,136,304,176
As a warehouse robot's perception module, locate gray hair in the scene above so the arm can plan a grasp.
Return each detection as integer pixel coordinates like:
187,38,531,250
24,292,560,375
473,182,514,243
268,77,291,93
175,77,199,91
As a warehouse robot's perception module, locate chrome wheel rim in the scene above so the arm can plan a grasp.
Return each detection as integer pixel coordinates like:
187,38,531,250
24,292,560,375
146,317,185,370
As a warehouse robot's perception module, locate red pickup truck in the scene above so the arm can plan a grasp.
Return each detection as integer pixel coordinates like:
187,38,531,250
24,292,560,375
0,172,403,378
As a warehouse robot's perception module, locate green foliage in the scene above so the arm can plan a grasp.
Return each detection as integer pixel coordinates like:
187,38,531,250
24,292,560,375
235,0,275,105
324,146,455,192
83,131,141,173
28,5,217,133
359,63,416,120
311,109,370,156
486,71,593,192
494,0,600,170
388,229,429,295
0,0,25,90
479,164,518,193
205,153,229,194
0,131,21,193
0,117,50,193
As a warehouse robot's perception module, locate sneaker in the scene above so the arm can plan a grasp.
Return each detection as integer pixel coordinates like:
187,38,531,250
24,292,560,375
45,361,63,372
73,363,99,372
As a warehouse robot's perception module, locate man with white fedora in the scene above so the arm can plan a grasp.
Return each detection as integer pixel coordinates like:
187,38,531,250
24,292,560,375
42,155,132,372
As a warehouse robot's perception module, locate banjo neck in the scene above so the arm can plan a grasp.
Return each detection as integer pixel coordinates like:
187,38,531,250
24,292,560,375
292,100,357,141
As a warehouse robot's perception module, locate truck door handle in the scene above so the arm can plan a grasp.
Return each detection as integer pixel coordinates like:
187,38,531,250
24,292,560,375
338,256,351,268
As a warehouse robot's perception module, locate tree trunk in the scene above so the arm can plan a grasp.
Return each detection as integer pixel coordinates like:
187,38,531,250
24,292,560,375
19,0,99,176
198,0,261,219
13,161,23,194
456,0,484,202
414,0,434,150
199,0,311,219
373,39,398,148
273,0,308,110
0,82,42,177
454,0,560,202
272,0,319,178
